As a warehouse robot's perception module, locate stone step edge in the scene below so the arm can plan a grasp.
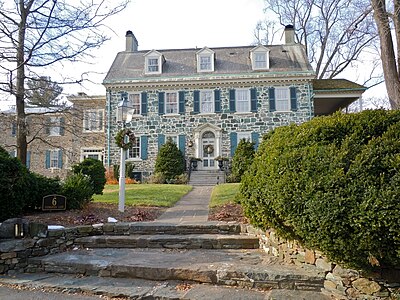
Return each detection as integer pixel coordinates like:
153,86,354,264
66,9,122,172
74,234,260,249
28,258,325,291
0,273,331,300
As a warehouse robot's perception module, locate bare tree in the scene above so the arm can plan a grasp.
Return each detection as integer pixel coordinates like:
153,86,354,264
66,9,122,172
258,0,379,80
371,0,400,109
0,0,128,165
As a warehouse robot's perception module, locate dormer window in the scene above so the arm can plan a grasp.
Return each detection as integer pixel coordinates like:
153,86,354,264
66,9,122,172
144,50,164,74
250,45,270,70
196,47,215,72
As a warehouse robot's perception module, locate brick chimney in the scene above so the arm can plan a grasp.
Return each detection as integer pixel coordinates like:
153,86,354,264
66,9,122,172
284,25,295,44
125,30,138,52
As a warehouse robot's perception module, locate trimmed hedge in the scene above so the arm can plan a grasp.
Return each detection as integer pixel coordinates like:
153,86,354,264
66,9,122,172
238,110,400,270
72,158,106,195
154,137,185,181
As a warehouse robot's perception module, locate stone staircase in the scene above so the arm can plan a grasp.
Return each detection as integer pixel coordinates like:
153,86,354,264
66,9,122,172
189,170,225,186
17,223,329,299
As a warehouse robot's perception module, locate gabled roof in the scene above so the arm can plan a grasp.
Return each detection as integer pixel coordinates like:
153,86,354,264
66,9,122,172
103,44,314,85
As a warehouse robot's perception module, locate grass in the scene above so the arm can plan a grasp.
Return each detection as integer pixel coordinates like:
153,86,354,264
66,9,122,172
209,183,240,208
93,184,192,207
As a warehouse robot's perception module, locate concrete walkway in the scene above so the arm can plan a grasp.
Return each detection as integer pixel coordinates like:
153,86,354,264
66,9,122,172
154,186,213,224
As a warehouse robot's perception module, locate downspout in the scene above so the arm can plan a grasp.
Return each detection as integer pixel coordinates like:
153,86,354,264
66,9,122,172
308,82,314,120
107,89,112,169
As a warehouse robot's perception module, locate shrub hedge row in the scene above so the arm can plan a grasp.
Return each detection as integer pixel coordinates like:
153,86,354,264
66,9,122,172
238,110,400,271
0,153,103,221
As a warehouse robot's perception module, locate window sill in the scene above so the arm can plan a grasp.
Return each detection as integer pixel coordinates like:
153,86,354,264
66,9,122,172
126,158,142,162
163,113,180,117
234,112,253,115
198,112,216,116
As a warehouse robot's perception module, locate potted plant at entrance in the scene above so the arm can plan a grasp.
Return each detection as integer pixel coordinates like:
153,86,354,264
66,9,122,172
190,157,202,171
215,156,229,170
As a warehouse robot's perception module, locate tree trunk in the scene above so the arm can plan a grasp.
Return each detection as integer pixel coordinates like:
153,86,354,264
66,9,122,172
16,2,28,165
372,0,400,109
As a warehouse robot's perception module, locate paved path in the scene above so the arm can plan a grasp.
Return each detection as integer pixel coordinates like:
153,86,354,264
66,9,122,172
154,186,213,224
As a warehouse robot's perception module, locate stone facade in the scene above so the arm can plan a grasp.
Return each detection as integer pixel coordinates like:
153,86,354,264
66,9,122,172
0,94,105,179
246,226,400,300
103,27,319,178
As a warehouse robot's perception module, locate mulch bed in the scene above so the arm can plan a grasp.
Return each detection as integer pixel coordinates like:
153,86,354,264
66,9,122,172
22,202,247,227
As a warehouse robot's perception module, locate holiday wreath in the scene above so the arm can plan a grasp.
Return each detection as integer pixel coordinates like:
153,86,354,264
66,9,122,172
115,128,136,150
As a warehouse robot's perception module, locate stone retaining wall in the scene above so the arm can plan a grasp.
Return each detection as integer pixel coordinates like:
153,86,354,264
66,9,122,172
244,225,400,300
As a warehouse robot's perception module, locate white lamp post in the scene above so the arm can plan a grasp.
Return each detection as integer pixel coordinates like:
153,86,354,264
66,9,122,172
116,98,134,213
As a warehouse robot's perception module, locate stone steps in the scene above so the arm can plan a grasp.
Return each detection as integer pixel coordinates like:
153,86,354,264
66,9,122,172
0,273,331,300
75,234,259,249
27,248,325,291
189,170,225,186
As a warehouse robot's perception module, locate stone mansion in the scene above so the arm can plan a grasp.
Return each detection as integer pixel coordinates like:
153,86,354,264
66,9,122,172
0,26,366,180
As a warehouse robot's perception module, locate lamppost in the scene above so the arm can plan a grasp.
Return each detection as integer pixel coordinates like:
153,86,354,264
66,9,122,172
116,98,134,213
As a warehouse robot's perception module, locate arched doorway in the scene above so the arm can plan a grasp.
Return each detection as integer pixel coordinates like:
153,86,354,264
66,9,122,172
201,131,215,169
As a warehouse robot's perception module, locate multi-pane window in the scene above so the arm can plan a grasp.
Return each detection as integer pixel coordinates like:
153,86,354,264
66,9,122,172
81,148,103,162
46,149,62,169
200,90,214,113
255,53,267,69
83,109,104,132
236,89,250,112
50,150,59,168
237,132,252,145
200,56,212,71
127,137,141,159
128,93,141,115
147,58,159,72
165,92,178,114
275,88,290,111
49,117,62,136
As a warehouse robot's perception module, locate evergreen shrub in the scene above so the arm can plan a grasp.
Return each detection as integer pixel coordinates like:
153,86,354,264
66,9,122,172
61,173,94,209
72,158,106,194
238,110,400,270
230,138,255,182
0,147,31,221
154,138,185,181
27,173,61,210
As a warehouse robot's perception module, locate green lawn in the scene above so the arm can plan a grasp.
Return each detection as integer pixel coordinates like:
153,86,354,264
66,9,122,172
93,184,192,207
209,183,240,208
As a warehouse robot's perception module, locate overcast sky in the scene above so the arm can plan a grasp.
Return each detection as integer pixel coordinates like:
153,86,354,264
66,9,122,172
64,0,268,96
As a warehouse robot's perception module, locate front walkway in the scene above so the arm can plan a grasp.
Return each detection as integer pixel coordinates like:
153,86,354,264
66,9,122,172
154,186,213,224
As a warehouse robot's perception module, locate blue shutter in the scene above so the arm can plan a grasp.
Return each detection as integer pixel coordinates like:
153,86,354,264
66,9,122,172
11,122,16,137
26,151,31,170
251,132,260,150
193,91,200,114
158,92,165,115
290,87,298,111
158,134,165,151
45,150,50,169
230,132,238,157
140,136,148,160
269,88,276,112
141,92,148,116
179,91,185,114
214,90,221,113
178,135,186,156
59,117,65,136
250,88,257,112
58,149,63,169
229,89,236,112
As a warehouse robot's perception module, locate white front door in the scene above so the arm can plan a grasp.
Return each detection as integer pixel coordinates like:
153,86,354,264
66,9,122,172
201,131,215,169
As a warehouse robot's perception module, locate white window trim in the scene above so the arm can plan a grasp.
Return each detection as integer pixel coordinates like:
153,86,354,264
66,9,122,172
128,93,142,116
80,148,104,162
49,149,61,169
200,90,215,114
275,87,291,112
49,117,61,136
83,109,104,133
126,136,141,161
196,47,215,73
237,132,252,146
235,89,251,113
250,46,270,71
165,91,179,115
144,50,163,75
